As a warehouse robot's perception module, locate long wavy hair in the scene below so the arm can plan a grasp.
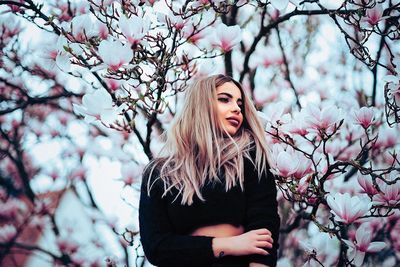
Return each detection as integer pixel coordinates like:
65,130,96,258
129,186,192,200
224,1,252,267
145,74,270,205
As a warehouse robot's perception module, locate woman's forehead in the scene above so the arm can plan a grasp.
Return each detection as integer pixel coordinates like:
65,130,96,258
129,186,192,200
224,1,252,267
216,82,242,99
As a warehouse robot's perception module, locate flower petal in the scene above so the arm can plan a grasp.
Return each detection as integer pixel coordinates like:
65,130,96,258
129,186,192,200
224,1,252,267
367,242,386,252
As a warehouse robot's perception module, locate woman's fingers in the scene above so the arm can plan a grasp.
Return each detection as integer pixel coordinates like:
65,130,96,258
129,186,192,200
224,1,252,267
255,241,273,249
256,234,273,243
253,228,271,236
254,247,270,255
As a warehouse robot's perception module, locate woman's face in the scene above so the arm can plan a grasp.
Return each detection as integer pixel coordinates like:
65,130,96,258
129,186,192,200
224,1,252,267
216,82,244,136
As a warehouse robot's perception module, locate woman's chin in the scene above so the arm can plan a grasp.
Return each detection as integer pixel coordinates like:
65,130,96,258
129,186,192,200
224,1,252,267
224,128,240,137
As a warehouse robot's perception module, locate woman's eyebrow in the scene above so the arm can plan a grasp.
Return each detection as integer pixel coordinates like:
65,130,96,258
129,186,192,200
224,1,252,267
217,92,242,101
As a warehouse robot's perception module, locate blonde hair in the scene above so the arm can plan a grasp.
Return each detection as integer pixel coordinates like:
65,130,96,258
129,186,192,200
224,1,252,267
145,74,270,205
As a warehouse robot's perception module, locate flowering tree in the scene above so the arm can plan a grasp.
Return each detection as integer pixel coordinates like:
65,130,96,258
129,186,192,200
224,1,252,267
1,0,399,266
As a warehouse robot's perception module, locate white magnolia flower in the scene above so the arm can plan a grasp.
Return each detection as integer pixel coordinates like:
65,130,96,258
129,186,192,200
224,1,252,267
209,23,242,52
73,88,126,125
120,164,143,186
270,0,289,10
343,223,386,266
98,39,133,71
319,0,345,9
270,0,303,10
119,15,150,44
70,14,97,41
269,145,301,178
326,192,371,224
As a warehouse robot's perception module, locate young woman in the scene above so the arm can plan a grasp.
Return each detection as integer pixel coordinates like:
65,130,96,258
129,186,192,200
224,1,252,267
139,74,280,267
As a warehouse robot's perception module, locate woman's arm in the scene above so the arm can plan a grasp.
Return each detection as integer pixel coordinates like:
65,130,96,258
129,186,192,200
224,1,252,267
139,169,217,267
244,158,281,267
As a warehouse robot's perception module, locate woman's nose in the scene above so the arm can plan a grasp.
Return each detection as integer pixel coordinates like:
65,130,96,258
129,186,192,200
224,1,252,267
232,103,241,113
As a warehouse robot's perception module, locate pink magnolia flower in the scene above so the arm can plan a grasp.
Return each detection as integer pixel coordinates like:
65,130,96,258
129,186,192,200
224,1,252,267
119,164,143,187
1,15,21,40
360,5,388,28
292,153,313,179
357,174,378,195
105,78,122,91
372,175,400,207
304,104,342,135
157,10,188,30
40,36,71,72
254,88,279,107
262,101,292,131
324,139,344,158
119,15,150,45
55,52,71,72
7,0,25,13
209,24,242,52
343,223,386,266
374,127,397,150
326,192,371,224
53,2,72,22
269,146,299,178
182,22,209,45
96,21,109,40
297,176,310,194
381,150,398,167
352,106,376,129
276,150,299,177
383,59,400,101
285,112,309,136
97,39,133,71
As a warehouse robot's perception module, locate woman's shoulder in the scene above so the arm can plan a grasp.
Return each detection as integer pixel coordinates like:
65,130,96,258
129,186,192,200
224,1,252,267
141,159,166,195
142,160,159,179
243,143,257,163
243,143,273,176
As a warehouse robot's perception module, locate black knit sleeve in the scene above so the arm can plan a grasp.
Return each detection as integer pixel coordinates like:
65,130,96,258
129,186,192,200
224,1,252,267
139,166,217,267
244,157,280,267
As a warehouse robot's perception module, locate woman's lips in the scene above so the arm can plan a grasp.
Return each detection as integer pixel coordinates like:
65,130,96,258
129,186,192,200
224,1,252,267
226,118,240,127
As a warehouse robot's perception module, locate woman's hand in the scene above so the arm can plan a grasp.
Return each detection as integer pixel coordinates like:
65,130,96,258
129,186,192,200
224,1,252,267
228,228,273,256
212,228,273,258
249,263,269,267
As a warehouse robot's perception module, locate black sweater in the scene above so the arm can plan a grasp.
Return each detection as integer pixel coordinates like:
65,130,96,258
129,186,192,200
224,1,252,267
139,155,280,267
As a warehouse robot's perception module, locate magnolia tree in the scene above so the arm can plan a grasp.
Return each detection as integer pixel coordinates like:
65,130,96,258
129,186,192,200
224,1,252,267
0,0,399,266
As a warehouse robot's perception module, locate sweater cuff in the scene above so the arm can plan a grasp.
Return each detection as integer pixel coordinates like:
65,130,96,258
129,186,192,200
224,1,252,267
248,254,277,267
203,236,217,261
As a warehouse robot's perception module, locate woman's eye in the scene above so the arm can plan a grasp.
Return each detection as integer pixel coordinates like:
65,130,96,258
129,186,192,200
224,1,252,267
218,98,229,103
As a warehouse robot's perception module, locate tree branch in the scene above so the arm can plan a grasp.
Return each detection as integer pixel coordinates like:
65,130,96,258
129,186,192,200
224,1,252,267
275,27,301,109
